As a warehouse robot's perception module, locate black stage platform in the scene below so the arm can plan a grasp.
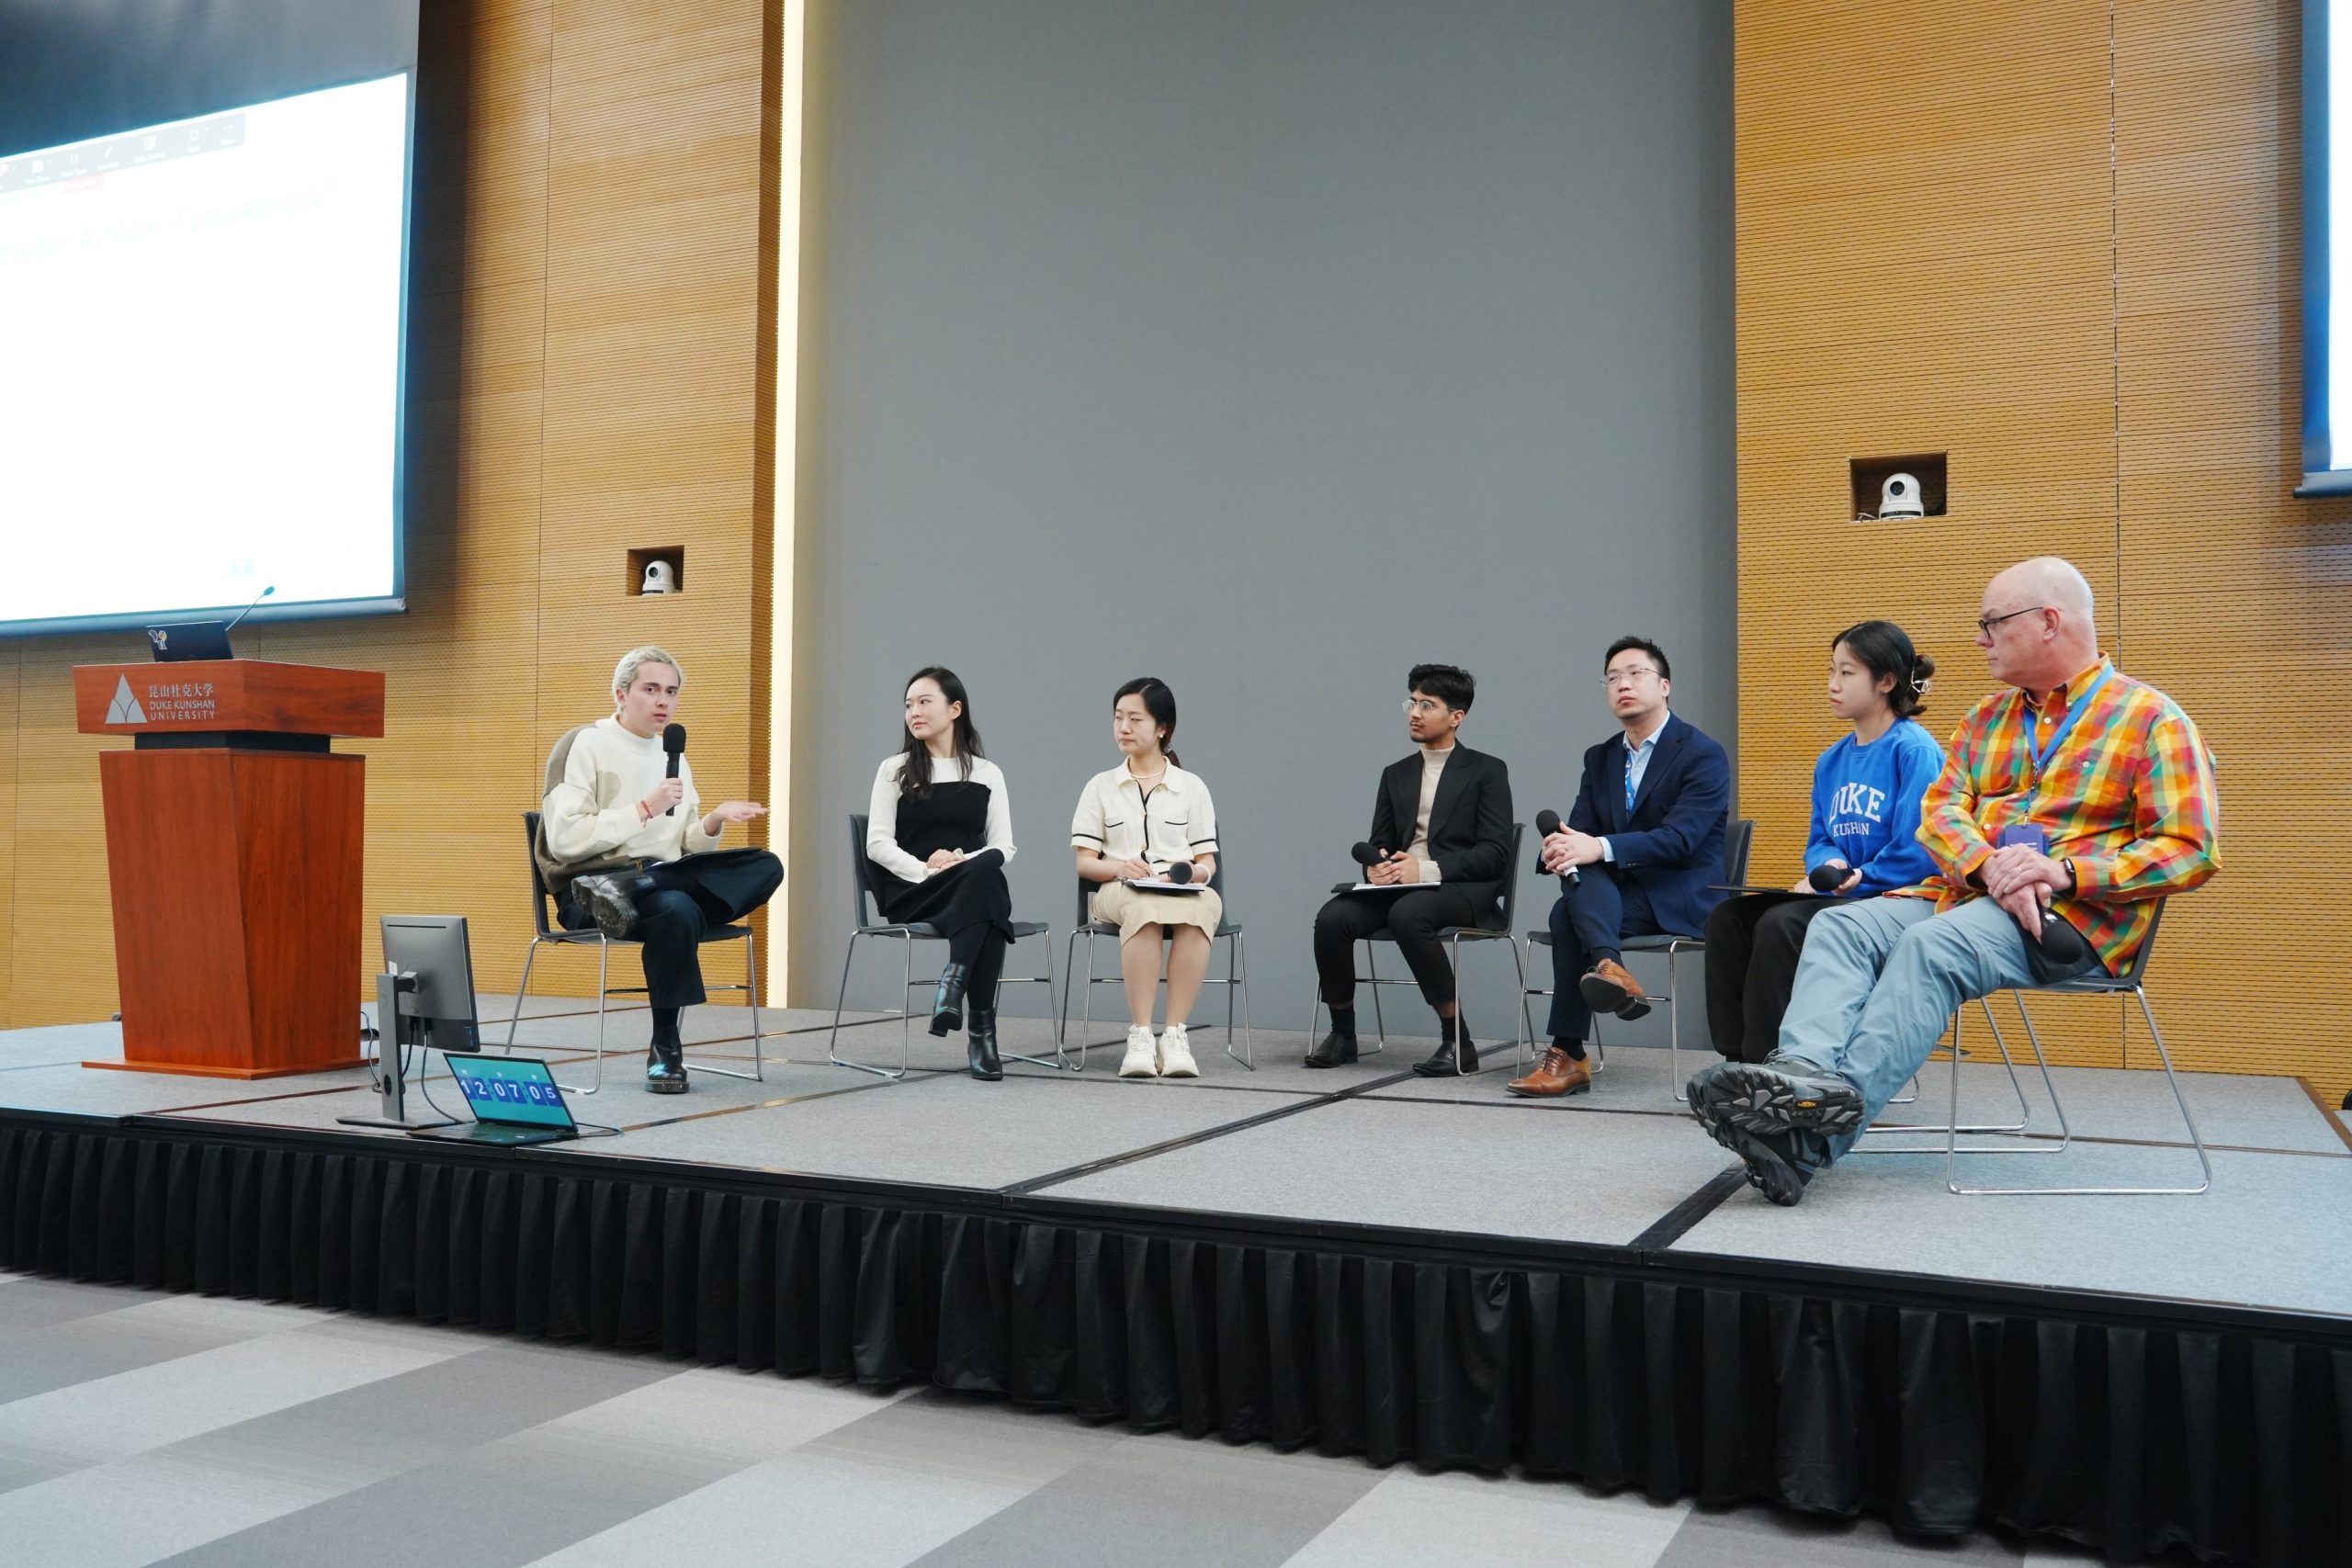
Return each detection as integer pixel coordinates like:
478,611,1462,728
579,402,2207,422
1,1002,2346,1565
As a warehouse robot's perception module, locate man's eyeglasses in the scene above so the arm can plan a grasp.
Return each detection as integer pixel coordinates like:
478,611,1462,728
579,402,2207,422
1402,699,1449,716
1600,667,1660,690
1975,605,2047,637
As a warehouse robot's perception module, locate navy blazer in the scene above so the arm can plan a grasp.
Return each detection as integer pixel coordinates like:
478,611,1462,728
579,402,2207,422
1559,713,1730,938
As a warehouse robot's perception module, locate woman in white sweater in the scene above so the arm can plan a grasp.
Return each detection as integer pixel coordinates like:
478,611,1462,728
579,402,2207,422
865,666,1020,1080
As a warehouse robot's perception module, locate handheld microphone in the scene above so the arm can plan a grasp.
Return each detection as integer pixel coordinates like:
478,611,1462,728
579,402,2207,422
1164,860,1193,885
662,723,686,816
1351,842,1386,868
1808,862,1849,892
222,584,275,635
2034,905,2092,967
1535,809,1579,886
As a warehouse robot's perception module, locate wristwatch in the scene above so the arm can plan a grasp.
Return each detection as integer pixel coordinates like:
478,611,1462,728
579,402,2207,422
2061,857,2077,894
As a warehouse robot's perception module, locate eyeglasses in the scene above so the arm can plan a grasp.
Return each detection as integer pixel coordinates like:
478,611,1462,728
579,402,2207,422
1402,699,1449,716
1600,667,1661,689
1975,605,2047,637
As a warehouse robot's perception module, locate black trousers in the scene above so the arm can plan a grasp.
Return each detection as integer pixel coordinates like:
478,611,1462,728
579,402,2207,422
1700,891,1836,1063
1314,886,1485,1012
1544,865,1671,1041
561,847,783,1010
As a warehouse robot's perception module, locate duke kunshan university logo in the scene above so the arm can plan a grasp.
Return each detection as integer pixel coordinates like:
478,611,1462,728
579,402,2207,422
106,676,147,725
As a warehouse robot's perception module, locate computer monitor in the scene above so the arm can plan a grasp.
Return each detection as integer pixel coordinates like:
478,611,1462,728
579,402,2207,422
379,914,481,1053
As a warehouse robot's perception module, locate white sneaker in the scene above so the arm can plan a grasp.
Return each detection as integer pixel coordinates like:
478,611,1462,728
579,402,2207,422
1119,1025,1159,1077
1158,1022,1198,1078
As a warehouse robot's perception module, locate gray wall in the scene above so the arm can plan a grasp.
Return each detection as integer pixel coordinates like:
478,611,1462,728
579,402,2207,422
791,0,1735,1041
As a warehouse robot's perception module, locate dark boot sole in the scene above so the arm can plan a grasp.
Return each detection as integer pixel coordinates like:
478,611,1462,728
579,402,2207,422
644,1077,688,1095
576,878,638,942
929,1010,961,1038
1693,1062,1865,1137
1577,975,1652,1021
1691,1100,1810,1205
1302,1047,1358,1068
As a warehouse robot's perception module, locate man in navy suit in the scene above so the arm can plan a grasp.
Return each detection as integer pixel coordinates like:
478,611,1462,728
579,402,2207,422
1508,637,1730,1098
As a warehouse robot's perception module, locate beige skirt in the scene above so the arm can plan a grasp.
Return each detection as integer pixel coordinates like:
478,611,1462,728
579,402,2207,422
1090,880,1224,943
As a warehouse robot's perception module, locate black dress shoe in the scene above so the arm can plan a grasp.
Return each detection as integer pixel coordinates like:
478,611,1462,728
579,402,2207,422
572,874,642,941
1303,1030,1359,1068
966,1008,1002,1080
930,962,970,1036
1411,1032,1479,1077
643,1037,688,1094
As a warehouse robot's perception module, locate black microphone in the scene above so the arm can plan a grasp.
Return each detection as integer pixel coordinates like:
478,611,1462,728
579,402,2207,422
1351,842,1386,867
662,723,686,816
1808,862,1849,892
1535,809,1579,886
1164,860,1193,885
2034,905,2092,967
222,584,275,635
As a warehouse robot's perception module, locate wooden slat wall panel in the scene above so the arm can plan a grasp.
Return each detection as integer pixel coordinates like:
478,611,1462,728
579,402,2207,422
1740,0,2352,1081
1736,0,2122,1063
0,645,16,1024
1,0,775,1026
2111,0,2352,1082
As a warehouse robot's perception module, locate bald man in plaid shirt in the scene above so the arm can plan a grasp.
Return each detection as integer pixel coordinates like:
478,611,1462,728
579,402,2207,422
1688,558,2220,1205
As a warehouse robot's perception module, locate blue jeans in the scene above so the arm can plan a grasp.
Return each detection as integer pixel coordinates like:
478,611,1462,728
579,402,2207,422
1772,896,2041,1163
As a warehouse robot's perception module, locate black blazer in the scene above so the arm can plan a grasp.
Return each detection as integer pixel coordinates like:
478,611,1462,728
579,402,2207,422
1366,743,1515,916
1560,713,1730,937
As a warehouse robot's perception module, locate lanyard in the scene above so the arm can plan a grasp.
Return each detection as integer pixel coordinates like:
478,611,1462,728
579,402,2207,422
2025,665,2110,779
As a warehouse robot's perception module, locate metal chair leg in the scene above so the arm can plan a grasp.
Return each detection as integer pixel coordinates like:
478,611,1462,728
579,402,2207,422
503,939,543,1052
684,932,766,1083
1949,985,2204,1195
555,938,613,1097
1230,931,1254,1068
1363,942,1387,1051
1002,929,1070,1072
1667,944,1685,1102
1857,996,2045,1153
830,929,913,1081
1505,936,1531,1076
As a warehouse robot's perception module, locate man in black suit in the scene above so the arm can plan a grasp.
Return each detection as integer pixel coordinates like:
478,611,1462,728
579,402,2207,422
1307,664,1516,1077
1510,636,1729,1098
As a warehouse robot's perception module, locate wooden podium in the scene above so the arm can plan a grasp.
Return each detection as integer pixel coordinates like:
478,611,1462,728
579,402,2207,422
74,660,385,1078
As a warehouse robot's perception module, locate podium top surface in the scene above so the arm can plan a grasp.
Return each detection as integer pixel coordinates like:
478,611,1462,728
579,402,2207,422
74,660,386,739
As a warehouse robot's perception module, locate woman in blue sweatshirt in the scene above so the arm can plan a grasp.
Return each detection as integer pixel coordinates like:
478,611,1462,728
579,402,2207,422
1702,620,1945,1063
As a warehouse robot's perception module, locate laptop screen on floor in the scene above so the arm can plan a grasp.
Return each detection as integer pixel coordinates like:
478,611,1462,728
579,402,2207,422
446,1056,575,1130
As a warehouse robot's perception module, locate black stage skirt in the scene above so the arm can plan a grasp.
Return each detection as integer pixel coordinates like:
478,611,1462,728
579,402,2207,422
870,849,1014,941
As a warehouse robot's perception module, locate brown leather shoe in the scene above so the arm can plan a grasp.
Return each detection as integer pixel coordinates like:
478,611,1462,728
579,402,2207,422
1577,957,1652,1021
1506,1046,1593,1098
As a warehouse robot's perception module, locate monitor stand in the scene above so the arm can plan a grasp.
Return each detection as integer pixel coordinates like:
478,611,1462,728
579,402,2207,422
339,970,458,1130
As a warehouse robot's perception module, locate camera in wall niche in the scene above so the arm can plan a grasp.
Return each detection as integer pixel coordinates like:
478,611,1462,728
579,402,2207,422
640,558,678,594
1879,472,1924,519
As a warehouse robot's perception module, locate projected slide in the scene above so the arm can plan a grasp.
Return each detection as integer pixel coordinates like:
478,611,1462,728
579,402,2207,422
0,73,408,632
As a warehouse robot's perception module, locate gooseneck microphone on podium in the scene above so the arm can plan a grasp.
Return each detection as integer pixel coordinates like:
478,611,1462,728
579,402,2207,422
1808,862,1849,892
223,583,276,635
662,723,686,815
1535,809,1579,886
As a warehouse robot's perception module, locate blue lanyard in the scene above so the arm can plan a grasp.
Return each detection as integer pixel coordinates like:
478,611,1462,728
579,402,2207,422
2025,665,2110,778
1623,742,1640,811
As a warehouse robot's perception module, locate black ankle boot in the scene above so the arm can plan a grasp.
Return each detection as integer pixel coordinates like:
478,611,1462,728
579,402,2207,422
930,962,970,1036
644,1034,687,1094
967,1007,1002,1080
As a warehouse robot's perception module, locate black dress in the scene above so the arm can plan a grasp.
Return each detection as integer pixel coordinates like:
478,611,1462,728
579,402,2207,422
870,780,1014,940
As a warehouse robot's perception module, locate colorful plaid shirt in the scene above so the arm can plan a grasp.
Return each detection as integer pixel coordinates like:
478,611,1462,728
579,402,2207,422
1898,657,2219,972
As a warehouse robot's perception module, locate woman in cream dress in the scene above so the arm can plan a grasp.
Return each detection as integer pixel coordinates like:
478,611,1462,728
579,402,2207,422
1070,678,1223,1078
